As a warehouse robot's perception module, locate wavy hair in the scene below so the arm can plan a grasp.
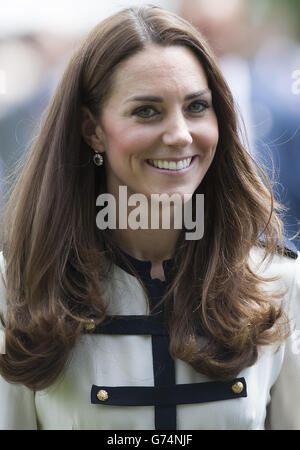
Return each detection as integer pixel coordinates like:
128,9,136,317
0,5,287,390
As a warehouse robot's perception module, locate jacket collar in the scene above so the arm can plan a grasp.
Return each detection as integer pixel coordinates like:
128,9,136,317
114,247,176,285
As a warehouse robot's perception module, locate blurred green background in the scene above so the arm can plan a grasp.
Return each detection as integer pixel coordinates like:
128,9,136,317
249,0,300,40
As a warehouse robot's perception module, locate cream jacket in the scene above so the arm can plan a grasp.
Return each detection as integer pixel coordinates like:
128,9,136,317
0,246,300,430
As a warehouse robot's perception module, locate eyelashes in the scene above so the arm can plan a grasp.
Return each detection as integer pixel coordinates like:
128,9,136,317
132,100,210,120
187,100,210,114
133,106,158,119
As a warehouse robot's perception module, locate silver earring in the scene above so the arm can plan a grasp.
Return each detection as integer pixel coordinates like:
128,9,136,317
93,151,104,166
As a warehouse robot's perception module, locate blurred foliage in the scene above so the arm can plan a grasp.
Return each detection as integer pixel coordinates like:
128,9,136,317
249,0,300,40
273,0,300,38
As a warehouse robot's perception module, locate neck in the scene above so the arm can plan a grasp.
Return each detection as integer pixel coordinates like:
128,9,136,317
103,183,184,278
112,227,181,262
112,228,180,281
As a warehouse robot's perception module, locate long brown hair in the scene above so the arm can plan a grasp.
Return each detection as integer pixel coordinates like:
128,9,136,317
0,5,287,390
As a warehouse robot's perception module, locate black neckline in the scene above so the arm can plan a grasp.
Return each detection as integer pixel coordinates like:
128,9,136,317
114,247,176,285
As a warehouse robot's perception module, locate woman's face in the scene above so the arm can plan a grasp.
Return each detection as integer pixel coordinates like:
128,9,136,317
97,44,219,200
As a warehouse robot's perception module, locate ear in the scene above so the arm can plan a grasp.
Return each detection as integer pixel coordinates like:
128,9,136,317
81,106,105,153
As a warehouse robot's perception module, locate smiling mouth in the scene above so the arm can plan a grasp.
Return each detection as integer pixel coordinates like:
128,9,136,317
147,157,194,171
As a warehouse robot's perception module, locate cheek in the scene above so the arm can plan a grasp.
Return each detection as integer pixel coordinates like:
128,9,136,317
194,120,219,154
103,121,156,158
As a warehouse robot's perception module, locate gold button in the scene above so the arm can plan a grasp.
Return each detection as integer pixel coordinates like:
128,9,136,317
85,319,95,331
97,389,108,402
232,381,244,394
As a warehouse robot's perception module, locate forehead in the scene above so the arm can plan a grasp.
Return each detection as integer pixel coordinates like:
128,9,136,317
108,45,209,101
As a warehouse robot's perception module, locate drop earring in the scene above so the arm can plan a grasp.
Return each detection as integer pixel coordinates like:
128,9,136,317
93,151,104,166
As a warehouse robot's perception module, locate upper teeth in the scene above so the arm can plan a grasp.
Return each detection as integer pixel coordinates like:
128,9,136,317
148,158,192,170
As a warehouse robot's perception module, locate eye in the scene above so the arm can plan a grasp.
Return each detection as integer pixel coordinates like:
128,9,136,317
188,100,209,114
132,105,159,119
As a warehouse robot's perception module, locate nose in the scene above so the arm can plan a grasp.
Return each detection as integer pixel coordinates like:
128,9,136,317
162,111,193,148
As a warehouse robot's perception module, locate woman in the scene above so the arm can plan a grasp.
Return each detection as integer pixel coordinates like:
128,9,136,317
0,5,299,430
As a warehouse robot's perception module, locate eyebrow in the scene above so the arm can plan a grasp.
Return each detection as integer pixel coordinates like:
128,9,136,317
125,88,211,103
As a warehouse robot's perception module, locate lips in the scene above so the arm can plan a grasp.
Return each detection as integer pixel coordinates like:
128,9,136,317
147,157,193,171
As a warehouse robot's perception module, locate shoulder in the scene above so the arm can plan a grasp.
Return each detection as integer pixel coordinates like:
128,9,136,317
250,238,298,276
277,237,298,260
249,242,300,310
250,237,298,283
